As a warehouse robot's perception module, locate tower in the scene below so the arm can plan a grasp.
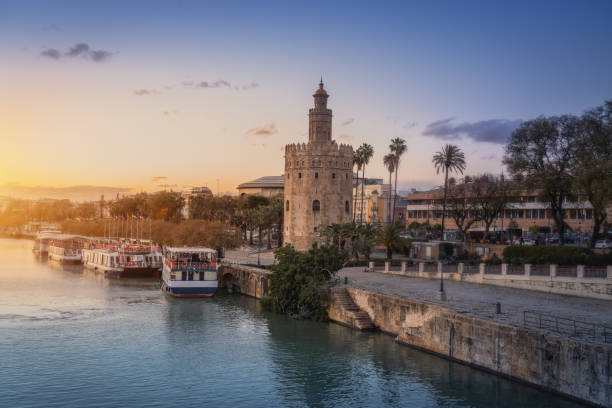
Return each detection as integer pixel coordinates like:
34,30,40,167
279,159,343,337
283,81,354,251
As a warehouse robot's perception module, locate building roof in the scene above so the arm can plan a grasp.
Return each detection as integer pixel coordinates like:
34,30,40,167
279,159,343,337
237,176,284,189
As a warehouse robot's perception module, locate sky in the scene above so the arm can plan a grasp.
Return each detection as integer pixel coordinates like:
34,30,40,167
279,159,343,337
1,0,611,199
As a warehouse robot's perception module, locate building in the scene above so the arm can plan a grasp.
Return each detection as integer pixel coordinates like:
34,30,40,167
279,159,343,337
181,186,213,219
403,186,608,239
353,178,392,224
237,176,284,197
283,81,354,250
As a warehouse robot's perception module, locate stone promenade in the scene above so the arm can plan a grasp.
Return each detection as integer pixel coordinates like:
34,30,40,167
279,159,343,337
338,267,612,345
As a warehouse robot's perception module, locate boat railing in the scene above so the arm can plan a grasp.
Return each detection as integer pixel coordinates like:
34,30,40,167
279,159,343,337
164,259,217,272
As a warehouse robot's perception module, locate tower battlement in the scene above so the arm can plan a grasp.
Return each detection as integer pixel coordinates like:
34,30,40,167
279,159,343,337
285,141,353,155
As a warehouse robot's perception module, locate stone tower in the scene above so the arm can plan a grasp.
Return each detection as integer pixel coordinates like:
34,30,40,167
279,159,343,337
283,81,354,251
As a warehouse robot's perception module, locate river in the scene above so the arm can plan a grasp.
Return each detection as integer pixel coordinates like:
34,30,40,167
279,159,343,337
0,238,582,407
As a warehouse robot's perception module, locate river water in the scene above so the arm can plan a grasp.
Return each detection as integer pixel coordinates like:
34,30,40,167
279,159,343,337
0,238,582,408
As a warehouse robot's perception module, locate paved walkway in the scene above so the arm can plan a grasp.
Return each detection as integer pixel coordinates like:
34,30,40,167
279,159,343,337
338,267,612,345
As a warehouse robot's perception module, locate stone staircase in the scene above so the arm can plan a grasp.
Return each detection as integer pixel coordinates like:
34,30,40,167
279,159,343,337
331,287,375,330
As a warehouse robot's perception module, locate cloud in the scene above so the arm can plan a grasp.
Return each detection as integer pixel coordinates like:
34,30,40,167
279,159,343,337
341,118,354,126
480,153,497,160
338,133,353,140
422,118,521,144
90,49,113,62
152,176,167,182
42,24,60,31
67,43,90,57
242,82,260,90
182,80,260,91
183,80,231,89
403,121,417,129
245,122,279,137
39,43,115,62
133,89,160,96
40,48,61,59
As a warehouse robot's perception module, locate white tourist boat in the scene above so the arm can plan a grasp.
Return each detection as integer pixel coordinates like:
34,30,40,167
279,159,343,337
161,247,218,297
47,235,84,264
82,240,162,278
32,229,62,257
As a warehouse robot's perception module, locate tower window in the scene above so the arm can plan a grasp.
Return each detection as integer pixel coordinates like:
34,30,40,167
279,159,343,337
314,172,319,179
312,200,320,212
298,173,302,179
332,173,336,179
345,173,348,179
286,200,290,211
345,201,350,213
287,173,290,179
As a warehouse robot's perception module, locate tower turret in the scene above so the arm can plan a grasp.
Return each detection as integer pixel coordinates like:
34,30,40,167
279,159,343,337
308,79,332,144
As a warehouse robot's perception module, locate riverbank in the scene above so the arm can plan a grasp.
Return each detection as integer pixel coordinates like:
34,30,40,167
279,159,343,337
221,263,610,406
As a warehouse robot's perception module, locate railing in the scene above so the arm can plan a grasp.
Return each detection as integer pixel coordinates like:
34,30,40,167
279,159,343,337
584,266,607,278
165,260,217,272
523,310,612,344
423,263,438,273
507,265,524,275
484,265,501,275
556,266,577,277
463,264,480,274
442,264,457,273
530,265,550,276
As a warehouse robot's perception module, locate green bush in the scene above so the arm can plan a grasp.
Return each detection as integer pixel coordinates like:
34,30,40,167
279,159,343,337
438,242,454,260
261,244,348,321
502,245,610,266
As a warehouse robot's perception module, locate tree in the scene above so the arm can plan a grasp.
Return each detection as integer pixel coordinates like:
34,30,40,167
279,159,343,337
383,153,395,223
268,195,285,247
357,143,374,225
470,174,514,239
446,182,478,242
356,223,376,259
261,244,348,320
352,151,363,223
390,138,407,221
576,101,612,247
503,116,580,245
148,191,184,222
432,144,466,241
375,222,404,259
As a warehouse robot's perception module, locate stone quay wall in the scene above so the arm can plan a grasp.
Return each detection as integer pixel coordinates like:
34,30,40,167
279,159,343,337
371,262,612,301
339,287,611,407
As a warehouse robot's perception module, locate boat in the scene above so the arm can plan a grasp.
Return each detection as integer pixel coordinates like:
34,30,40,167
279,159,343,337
48,235,84,264
32,229,62,257
82,240,162,278
161,247,218,297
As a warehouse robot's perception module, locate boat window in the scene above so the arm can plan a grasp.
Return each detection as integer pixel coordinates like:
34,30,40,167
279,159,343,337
181,271,187,281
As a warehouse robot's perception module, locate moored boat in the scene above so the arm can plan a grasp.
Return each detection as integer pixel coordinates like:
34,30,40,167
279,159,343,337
161,247,218,297
32,229,62,257
82,240,162,278
48,235,84,264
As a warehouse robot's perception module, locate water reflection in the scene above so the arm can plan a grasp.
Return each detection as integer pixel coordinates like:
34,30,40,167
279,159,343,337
0,238,584,408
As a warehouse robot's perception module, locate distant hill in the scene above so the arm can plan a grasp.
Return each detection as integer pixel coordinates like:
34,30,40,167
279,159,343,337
0,184,134,202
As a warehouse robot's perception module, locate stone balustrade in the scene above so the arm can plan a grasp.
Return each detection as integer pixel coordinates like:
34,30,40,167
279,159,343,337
370,261,612,300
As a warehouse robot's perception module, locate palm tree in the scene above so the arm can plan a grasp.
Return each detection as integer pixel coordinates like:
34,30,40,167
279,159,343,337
358,143,374,225
432,144,466,242
375,223,403,259
389,138,407,221
383,153,395,223
352,151,363,223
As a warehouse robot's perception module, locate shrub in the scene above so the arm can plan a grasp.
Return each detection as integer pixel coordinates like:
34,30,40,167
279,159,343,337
438,242,454,260
261,244,348,321
501,245,610,265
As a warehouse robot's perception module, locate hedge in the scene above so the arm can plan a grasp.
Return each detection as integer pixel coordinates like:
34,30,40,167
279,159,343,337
502,245,612,266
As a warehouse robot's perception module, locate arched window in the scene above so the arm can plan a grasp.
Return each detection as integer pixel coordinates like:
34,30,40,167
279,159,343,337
298,173,302,179
312,200,320,212
286,200,290,211
345,201,350,213
332,173,336,179
314,172,319,179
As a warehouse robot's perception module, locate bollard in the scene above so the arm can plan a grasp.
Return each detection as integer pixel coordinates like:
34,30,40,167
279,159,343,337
496,302,501,314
